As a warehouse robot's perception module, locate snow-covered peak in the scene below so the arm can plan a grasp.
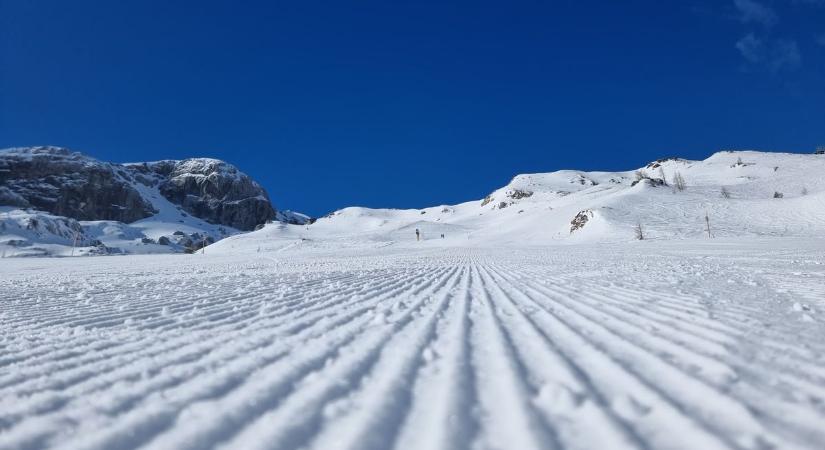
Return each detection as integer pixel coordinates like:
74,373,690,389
128,157,243,179
0,145,75,157
174,158,239,175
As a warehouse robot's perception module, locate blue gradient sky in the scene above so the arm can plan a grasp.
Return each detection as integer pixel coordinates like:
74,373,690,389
2,1,824,216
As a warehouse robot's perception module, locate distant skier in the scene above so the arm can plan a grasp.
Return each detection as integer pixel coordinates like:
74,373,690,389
415,228,420,241
441,233,445,239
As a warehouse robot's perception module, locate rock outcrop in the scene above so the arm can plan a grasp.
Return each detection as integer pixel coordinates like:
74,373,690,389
570,209,593,234
0,147,155,222
1,147,278,231
127,158,276,231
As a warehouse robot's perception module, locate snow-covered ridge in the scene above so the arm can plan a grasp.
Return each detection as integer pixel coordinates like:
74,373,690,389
210,149,825,254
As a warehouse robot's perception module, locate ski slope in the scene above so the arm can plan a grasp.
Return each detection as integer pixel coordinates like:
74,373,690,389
207,151,825,255
2,239,824,450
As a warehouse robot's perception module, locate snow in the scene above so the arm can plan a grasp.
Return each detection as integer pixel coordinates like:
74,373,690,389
3,149,825,448
205,150,825,255
1,239,824,449
276,209,312,225
0,146,91,163
0,207,100,258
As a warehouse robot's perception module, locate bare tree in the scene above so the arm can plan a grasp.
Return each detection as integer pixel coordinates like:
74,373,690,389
672,172,686,192
71,231,80,257
658,167,667,185
634,221,645,240
720,186,731,199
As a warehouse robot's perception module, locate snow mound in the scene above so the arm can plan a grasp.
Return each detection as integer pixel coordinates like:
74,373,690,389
0,207,103,257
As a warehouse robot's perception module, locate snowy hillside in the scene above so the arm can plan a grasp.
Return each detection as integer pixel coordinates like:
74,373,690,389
209,150,825,254
4,148,824,257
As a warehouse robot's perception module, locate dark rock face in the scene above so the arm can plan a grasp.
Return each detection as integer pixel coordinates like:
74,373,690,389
507,189,533,200
645,157,687,170
0,147,156,222
134,158,277,231
1,147,278,231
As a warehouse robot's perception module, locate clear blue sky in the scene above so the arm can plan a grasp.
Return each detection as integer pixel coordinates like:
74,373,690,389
2,1,824,216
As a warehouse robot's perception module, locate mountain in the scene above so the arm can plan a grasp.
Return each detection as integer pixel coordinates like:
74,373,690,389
0,146,309,256
208,150,825,254
5,148,824,258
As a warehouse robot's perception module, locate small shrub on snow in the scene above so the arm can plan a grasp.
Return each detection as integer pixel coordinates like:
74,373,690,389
720,187,731,199
672,172,686,192
704,211,713,238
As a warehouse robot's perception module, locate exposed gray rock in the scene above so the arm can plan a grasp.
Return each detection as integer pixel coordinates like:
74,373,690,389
645,157,687,170
570,209,593,234
276,210,313,225
0,147,156,222
507,189,533,200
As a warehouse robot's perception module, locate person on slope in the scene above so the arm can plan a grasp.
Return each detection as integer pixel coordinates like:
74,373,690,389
416,228,420,241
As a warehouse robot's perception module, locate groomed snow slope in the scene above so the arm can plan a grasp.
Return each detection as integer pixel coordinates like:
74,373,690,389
1,239,824,450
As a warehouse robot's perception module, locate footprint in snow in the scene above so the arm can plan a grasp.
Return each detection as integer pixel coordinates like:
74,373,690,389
534,384,586,413
612,394,652,418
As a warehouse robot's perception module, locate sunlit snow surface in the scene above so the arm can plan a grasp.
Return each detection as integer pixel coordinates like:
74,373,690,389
1,238,825,450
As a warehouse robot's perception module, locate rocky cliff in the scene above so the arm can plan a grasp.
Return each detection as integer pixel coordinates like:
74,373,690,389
125,157,276,231
0,146,277,231
0,147,156,223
